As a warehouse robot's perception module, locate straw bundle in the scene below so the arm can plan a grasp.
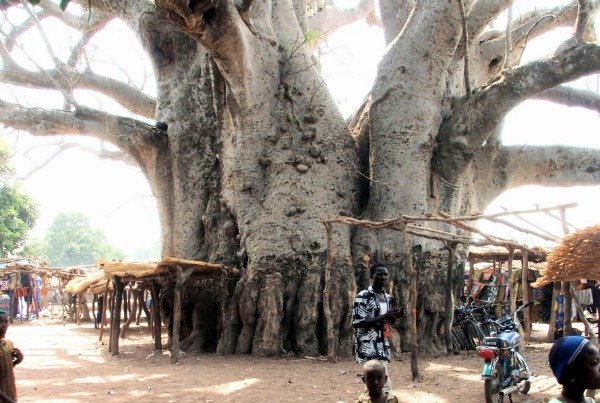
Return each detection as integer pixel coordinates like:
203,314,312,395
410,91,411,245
532,224,600,287
100,260,167,278
89,279,111,295
65,270,105,294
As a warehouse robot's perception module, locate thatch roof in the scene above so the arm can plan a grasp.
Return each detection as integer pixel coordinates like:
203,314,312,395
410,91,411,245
532,224,600,288
0,257,87,281
468,246,550,263
64,257,232,294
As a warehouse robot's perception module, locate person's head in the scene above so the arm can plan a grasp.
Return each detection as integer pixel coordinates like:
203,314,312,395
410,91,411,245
549,335,600,390
369,263,388,291
362,359,387,396
0,309,8,338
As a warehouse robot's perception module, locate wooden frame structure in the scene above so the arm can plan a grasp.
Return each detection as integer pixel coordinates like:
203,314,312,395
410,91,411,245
65,257,234,363
321,203,574,380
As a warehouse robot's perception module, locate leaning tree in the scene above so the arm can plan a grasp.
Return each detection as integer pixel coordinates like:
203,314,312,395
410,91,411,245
1,0,600,355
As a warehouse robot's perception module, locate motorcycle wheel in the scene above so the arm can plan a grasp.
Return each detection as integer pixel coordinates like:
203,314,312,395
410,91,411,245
514,351,531,395
484,361,503,403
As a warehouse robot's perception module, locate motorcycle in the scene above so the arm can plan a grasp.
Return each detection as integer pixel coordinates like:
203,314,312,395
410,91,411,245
476,301,534,403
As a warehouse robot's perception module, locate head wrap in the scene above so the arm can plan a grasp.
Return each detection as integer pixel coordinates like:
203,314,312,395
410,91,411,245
548,335,590,384
0,310,5,314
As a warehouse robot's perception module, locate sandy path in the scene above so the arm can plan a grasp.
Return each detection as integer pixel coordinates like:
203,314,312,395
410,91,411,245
5,320,564,402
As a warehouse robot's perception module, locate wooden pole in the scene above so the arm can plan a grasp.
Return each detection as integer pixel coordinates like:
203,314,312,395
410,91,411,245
99,280,110,342
401,221,419,381
151,281,162,351
465,254,475,299
569,283,598,345
110,276,124,356
563,281,573,335
522,250,531,341
322,222,336,361
445,242,457,353
547,282,560,342
507,248,515,314
171,266,183,364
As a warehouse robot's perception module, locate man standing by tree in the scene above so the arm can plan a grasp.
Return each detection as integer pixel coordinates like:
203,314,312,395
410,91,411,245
353,263,405,393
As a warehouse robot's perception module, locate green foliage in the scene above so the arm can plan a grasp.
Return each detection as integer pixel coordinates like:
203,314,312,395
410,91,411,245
304,30,320,46
42,212,125,266
0,138,38,257
0,140,14,182
0,184,38,257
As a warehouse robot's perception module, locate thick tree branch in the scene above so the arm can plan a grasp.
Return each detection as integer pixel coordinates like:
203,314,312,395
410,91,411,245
501,145,600,189
467,0,513,39
474,2,577,79
533,85,600,113
378,0,413,45
434,42,600,184
306,0,374,53
0,100,163,153
575,0,595,41
0,65,156,118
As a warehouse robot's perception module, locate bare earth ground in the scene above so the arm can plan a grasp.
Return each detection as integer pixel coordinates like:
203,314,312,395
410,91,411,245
6,319,568,403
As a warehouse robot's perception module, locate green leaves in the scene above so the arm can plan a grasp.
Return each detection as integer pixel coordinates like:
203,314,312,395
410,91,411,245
0,185,38,257
41,212,125,266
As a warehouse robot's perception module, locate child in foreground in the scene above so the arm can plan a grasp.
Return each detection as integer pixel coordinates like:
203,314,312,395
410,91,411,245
548,335,600,403
355,359,399,403
0,309,23,403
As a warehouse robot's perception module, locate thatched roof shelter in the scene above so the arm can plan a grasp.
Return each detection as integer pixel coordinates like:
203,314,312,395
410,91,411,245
468,246,550,264
64,257,233,294
532,224,600,288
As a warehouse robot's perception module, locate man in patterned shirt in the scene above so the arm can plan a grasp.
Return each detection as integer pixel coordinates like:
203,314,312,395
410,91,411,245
353,263,404,393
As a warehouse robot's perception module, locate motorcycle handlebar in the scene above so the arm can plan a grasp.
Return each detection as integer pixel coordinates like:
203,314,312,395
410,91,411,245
516,301,533,312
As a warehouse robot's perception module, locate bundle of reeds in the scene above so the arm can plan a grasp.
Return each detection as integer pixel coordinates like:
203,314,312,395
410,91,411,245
532,224,600,287
99,259,167,278
65,270,105,294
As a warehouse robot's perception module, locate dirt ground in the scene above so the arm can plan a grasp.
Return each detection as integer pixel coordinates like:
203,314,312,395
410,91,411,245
5,319,570,402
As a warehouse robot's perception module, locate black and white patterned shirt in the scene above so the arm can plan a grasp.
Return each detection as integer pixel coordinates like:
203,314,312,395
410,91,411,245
352,285,393,363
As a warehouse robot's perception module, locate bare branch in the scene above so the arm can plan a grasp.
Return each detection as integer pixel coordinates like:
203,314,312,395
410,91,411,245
0,99,162,151
307,0,374,52
434,42,600,184
575,0,595,42
533,85,600,113
17,142,135,181
0,64,156,118
378,0,413,45
467,0,512,39
500,145,600,189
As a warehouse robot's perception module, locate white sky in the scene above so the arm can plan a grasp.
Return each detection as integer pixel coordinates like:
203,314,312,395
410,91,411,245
2,1,600,258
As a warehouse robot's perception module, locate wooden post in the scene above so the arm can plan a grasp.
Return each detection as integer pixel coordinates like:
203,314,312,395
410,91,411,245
171,266,183,364
547,282,560,342
120,288,138,339
563,281,573,335
445,242,457,353
522,250,531,341
507,248,515,314
322,222,336,361
99,280,110,343
465,254,475,299
569,283,598,345
401,221,419,381
110,276,124,356
151,281,162,351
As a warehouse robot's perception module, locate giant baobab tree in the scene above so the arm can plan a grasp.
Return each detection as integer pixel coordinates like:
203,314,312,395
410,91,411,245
1,0,600,356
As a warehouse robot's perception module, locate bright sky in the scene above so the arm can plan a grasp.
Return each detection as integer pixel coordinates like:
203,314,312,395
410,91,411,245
1,1,600,259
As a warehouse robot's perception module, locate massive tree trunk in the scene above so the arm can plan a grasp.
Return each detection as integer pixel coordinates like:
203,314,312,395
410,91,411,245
2,0,600,356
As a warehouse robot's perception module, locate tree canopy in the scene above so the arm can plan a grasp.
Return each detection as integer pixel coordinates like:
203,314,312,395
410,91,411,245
0,139,38,257
37,211,125,266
